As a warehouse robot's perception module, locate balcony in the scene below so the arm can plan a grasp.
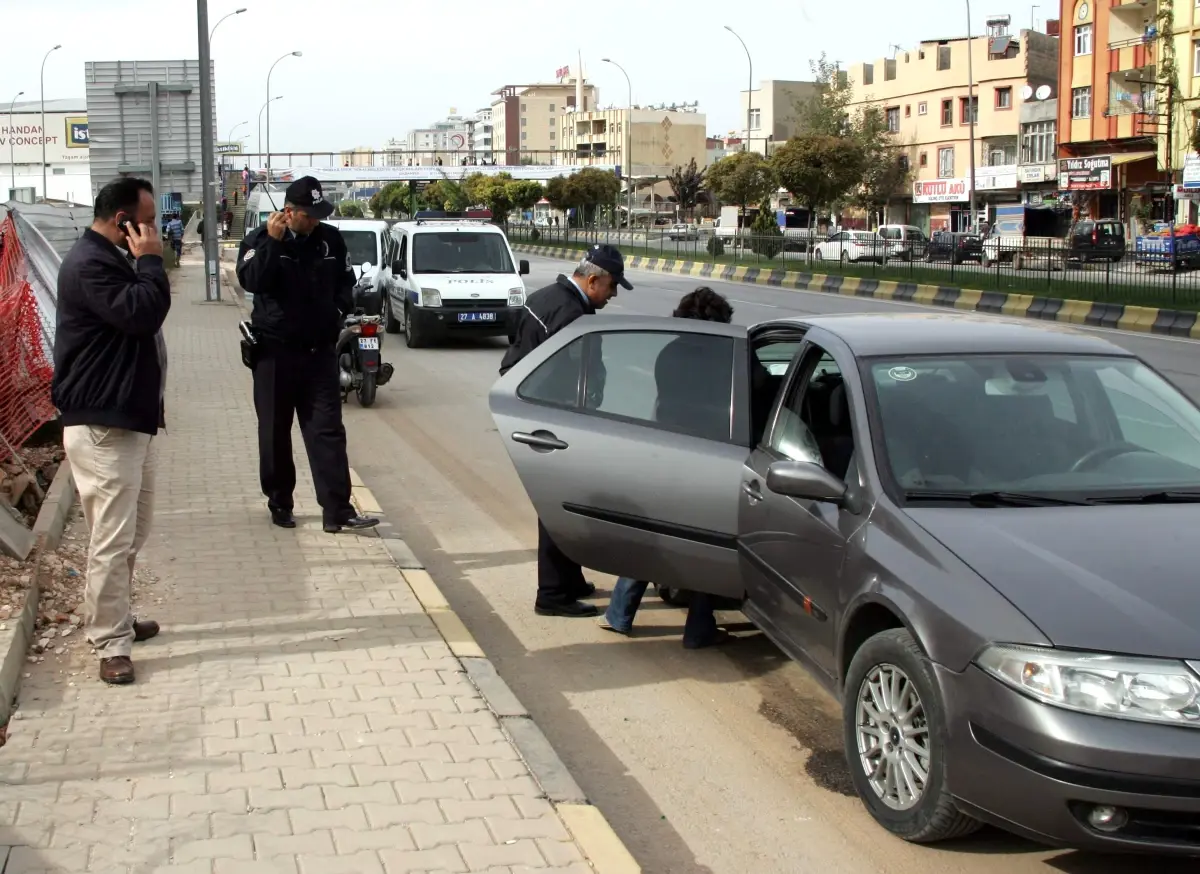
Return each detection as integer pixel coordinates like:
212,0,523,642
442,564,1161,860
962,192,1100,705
1109,1,1159,51
1106,67,1159,117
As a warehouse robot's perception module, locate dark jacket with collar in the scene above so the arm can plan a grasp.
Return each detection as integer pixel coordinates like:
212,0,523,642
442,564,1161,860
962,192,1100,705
51,229,171,436
500,274,595,375
236,222,354,348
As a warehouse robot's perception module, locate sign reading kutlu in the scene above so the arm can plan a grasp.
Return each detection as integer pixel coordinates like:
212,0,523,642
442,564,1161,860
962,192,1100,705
0,112,89,163
1058,155,1112,191
912,178,970,203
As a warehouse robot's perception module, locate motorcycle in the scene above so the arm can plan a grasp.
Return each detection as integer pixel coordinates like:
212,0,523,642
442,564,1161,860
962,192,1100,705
337,262,395,408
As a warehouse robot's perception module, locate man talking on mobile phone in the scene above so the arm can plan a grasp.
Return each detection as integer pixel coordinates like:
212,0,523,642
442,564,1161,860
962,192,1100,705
52,177,171,686
236,176,378,534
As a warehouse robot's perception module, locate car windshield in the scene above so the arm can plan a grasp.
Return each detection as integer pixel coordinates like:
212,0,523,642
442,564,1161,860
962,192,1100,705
412,232,514,274
340,231,378,268
866,354,1200,500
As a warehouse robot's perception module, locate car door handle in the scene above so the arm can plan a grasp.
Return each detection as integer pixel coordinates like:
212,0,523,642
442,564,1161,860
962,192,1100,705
742,480,763,503
512,431,569,452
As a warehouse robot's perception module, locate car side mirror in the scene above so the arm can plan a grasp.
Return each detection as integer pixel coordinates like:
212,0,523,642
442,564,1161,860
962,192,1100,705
519,259,530,275
765,460,847,504
362,261,373,275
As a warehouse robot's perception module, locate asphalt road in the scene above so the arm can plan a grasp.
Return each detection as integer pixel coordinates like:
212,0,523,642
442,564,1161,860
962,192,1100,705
342,254,1200,874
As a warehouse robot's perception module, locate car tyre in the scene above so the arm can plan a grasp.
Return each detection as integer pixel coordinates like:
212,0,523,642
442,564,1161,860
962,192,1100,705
842,628,981,844
384,294,402,334
403,304,427,349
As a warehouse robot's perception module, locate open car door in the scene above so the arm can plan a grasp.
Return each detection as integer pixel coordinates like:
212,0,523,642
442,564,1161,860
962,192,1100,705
489,315,751,599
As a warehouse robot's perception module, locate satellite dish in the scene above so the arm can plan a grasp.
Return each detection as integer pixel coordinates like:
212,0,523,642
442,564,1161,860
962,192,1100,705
1022,85,1034,100
1035,84,1052,100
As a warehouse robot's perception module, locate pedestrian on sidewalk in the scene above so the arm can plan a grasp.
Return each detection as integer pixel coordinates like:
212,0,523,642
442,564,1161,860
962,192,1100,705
236,175,379,533
499,244,630,617
51,177,169,686
165,213,184,266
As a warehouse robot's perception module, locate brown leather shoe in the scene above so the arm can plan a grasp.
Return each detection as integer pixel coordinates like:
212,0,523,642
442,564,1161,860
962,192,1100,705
99,656,135,685
133,619,160,642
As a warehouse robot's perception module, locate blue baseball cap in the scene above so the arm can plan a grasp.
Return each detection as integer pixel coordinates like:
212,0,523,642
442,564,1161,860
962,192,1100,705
586,243,633,289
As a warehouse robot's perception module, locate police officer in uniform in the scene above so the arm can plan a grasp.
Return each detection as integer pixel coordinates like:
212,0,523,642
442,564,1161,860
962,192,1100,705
236,176,378,534
500,244,631,616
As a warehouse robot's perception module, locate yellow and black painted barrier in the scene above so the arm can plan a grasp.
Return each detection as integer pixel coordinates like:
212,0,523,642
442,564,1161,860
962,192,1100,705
514,244,1200,340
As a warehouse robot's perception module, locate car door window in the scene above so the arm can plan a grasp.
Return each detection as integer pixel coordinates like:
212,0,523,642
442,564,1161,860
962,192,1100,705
769,345,856,479
397,236,408,274
584,331,736,443
518,337,585,407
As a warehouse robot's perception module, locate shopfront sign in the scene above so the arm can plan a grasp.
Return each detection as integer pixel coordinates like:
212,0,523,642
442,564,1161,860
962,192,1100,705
974,165,1019,190
1018,164,1057,184
1181,153,1200,190
1058,155,1112,191
912,178,970,203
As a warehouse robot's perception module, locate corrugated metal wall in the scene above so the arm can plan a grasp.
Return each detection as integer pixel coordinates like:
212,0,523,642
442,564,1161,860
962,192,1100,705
84,59,217,202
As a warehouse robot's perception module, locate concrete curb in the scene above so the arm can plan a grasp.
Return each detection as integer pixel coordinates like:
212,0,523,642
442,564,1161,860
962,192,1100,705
0,460,77,734
513,242,1200,339
351,470,641,874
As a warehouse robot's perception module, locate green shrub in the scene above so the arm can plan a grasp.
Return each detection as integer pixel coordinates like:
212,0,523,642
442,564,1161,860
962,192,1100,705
706,235,725,257
749,203,784,258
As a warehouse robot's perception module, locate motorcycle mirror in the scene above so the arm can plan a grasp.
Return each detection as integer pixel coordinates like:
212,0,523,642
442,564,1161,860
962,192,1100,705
361,261,373,274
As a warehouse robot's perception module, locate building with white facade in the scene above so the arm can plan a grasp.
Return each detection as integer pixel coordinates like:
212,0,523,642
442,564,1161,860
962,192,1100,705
2,99,91,205
392,110,495,167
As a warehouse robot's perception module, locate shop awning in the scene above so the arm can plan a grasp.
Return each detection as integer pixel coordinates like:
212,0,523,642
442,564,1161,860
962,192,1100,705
1109,151,1156,167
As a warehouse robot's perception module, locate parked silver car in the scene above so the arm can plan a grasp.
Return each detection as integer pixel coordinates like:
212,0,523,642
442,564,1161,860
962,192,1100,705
491,313,1200,854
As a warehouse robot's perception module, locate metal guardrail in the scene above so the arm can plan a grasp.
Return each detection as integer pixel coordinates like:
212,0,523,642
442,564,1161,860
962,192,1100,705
508,225,1200,309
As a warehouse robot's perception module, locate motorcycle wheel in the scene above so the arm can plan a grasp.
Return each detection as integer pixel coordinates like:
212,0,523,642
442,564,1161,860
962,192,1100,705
357,371,377,408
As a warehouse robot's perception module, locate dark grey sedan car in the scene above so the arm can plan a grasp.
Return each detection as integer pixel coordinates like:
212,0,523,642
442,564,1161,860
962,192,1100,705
490,313,1200,855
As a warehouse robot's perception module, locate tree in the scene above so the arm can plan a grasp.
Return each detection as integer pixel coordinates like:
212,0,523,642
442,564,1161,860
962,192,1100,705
798,52,854,137
851,105,911,225
544,176,571,213
749,201,785,258
563,168,621,226
370,181,413,218
706,151,776,221
336,200,365,218
506,180,545,216
666,158,706,219
771,135,864,228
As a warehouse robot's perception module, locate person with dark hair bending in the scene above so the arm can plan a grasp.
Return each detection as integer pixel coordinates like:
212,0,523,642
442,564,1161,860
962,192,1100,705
52,177,170,685
599,287,744,648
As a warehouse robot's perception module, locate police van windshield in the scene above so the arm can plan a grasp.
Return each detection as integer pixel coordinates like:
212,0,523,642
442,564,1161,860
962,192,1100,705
412,232,514,274
341,231,378,267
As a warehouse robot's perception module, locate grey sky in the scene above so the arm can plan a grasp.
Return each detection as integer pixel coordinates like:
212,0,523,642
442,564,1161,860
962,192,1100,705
6,0,1036,156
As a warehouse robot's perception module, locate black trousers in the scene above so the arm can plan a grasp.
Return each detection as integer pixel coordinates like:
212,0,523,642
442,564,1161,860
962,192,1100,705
536,519,589,607
252,344,354,525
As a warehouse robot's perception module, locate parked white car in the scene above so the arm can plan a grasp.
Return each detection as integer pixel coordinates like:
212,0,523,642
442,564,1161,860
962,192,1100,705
813,230,894,264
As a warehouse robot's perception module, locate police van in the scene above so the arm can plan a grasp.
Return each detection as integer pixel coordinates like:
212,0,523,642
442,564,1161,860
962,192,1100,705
324,218,398,298
386,216,530,348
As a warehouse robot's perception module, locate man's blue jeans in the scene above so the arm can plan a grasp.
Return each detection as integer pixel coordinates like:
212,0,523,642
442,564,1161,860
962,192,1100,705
605,577,719,647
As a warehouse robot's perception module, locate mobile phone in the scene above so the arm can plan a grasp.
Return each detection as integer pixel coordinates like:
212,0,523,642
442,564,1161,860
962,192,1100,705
117,218,131,235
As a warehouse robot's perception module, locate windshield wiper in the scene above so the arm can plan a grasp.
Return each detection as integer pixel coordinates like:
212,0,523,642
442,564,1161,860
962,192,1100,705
904,490,1092,507
1089,490,1200,505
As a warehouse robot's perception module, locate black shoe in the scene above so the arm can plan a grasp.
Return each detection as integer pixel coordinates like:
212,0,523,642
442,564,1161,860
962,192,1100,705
324,514,380,533
270,508,296,529
572,582,598,599
535,600,600,618
683,629,733,650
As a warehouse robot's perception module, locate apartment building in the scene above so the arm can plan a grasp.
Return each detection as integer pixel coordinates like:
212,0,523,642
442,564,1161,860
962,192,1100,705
490,74,598,165
394,111,494,166
847,20,1059,232
735,79,822,155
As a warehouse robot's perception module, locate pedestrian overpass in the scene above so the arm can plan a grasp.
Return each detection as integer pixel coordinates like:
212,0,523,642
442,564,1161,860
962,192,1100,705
248,163,620,185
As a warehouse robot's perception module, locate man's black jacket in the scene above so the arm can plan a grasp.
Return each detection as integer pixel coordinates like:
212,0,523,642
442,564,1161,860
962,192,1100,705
236,223,354,348
52,229,171,435
500,275,594,375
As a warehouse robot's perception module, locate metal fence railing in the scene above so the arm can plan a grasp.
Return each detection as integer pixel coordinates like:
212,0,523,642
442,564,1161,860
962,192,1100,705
507,225,1200,310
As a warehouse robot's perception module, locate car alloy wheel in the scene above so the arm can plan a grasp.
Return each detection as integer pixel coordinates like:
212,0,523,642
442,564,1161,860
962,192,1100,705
854,663,929,811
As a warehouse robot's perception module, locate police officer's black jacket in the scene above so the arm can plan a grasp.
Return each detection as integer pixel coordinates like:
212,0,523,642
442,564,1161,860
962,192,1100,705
236,223,354,348
52,229,171,435
500,275,596,375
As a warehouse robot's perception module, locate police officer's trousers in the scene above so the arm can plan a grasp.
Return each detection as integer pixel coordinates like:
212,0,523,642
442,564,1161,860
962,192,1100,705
536,518,590,607
252,343,354,525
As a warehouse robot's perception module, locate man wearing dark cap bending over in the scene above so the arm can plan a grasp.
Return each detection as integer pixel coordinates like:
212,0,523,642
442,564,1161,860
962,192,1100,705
236,175,378,534
500,244,632,616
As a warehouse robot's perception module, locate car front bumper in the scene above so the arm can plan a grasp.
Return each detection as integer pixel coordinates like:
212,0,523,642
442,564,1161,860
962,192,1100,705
938,664,1200,855
409,304,520,338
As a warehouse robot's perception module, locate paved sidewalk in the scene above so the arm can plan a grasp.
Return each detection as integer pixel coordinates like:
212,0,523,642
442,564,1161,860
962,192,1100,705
0,260,593,873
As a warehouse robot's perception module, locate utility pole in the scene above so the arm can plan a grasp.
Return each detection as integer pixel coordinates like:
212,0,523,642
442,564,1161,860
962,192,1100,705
965,0,978,232
197,0,220,300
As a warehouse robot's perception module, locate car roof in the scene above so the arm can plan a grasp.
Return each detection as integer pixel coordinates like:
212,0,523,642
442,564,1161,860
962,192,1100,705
391,220,505,234
790,313,1132,357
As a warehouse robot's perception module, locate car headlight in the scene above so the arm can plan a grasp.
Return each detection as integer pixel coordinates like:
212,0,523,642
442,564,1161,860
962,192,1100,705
977,644,1200,727
508,287,524,307
420,288,441,308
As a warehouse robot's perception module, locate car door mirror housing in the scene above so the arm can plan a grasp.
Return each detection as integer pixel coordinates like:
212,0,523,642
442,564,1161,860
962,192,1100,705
766,460,848,504
519,259,531,275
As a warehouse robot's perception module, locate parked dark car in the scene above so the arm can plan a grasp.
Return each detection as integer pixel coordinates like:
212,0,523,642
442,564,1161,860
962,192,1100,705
493,313,1200,855
1067,218,1126,263
924,230,983,264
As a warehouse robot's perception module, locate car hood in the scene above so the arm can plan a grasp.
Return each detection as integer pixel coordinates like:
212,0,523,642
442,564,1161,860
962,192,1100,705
906,506,1200,660
412,274,515,298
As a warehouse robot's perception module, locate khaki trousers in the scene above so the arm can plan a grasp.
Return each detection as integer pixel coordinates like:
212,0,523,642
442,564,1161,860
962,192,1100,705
63,425,156,659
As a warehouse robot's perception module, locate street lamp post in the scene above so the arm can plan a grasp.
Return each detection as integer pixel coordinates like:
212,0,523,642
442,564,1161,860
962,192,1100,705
8,91,24,196
40,44,61,202
724,26,753,153
228,120,248,143
602,58,635,232
198,0,221,301
258,96,282,159
966,0,978,232
209,7,246,43
266,51,301,175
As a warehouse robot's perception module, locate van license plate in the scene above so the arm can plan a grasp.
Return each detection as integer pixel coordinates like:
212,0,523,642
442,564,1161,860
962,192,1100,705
358,338,380,350
458,312,497,323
